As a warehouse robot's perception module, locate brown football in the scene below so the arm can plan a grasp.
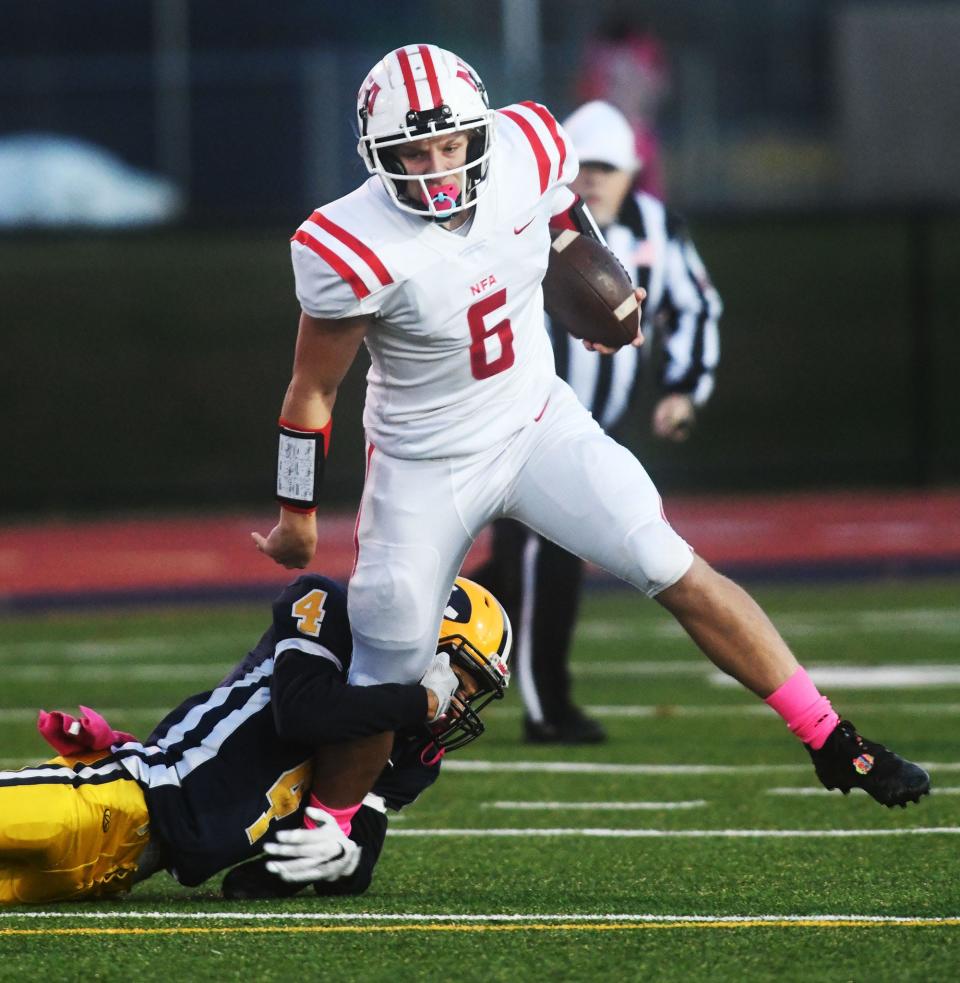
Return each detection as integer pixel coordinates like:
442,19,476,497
542,230,640,348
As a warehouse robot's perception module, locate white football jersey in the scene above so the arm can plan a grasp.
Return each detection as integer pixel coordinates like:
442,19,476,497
291,101,578,459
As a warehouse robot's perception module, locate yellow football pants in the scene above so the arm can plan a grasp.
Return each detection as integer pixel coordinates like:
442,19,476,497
0,753,150,905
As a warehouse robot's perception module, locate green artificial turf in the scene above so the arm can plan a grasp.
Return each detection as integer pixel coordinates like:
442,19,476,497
1,578,958,981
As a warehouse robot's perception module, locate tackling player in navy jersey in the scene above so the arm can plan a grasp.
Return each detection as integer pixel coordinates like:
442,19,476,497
0,575,511,905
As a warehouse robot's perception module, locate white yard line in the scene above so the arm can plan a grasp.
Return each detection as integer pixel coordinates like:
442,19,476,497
484,800,708,811
0,664,230,682
711,665,960,689
579,609,960,642
442,760,810,775
769,786,960,796
3,702,959,724
2,755,957,774
442,759,960,776
0,633,251,661
389,827,960,838
2,911,958,926
443,759,960,775
0,707,170,723
576,661,709,676
488,702,960,718
3,702,959,725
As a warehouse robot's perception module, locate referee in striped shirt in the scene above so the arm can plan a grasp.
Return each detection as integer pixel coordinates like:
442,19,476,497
476,100,723,743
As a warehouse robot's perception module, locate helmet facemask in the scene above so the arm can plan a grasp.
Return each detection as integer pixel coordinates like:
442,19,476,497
430,633,509,751
425,576,512,754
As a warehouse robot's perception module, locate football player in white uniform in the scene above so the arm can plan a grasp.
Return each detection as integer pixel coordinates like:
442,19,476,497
253,44,929,824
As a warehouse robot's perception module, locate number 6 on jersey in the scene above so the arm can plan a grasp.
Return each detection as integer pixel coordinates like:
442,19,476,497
468,287,515,380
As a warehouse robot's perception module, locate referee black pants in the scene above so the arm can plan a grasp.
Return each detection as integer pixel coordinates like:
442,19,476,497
472,518,584,724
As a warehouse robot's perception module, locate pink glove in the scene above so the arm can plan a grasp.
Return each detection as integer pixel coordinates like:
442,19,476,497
37,705,137,755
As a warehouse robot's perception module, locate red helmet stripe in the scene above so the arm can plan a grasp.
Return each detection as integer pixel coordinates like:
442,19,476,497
395,47,421,112
499,108,550,194
456,59,478,92
522,101,567,183
309,211,393,288
419,45,443,108
365,81,381,117
291,230,370,300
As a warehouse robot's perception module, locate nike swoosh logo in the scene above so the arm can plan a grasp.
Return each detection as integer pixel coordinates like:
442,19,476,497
514,218,535,235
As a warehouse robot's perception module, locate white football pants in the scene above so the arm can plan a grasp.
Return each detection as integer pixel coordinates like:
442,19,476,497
347,377,692,685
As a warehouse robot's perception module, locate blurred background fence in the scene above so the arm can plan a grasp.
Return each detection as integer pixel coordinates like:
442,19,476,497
2,0,958,515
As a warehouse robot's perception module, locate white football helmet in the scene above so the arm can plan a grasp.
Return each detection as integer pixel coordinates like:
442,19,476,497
356,44,495,220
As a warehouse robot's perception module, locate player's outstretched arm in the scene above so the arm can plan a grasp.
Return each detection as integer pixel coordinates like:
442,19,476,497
253,311,368,568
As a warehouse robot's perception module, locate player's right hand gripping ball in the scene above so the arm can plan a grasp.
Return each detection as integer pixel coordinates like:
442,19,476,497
542,230,640,349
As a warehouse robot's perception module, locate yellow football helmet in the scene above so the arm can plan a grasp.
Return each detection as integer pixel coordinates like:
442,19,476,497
431,577,512,751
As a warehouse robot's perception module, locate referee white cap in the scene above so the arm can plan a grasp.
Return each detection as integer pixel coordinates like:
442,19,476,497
562,100,641,173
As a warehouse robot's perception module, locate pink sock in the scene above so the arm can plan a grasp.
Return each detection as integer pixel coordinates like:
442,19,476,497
304,794,361,836
764,667,839,750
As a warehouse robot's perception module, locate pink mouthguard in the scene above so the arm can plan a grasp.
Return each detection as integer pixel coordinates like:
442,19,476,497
421,182,460,212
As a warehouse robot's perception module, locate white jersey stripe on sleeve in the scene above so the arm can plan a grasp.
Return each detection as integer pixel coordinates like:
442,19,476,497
274,636,344,673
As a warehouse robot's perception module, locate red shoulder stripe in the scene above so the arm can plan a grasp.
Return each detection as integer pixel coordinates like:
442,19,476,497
309,211,393,288
396,47,421,111
521,101,567,183
292,229,370,301
499,108,550,195
419,45,443,109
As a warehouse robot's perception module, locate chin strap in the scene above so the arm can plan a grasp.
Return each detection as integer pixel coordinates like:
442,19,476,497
419,741,446,767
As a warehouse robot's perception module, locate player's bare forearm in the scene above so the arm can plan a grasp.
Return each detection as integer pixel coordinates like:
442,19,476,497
253,312,368,567
282,311,369,427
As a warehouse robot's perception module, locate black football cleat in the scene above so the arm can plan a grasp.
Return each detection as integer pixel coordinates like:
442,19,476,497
807,719,931,808
222,857,305,900
524,707,607,745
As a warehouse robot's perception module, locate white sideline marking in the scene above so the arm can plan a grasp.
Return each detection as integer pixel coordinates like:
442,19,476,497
389,827,960,839
484,800,707,811
2,911,958,926
442,760,960,775
712,665,960,689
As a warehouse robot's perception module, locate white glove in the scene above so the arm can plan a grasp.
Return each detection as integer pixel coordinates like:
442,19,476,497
420,651,458,722
262,808,361,883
